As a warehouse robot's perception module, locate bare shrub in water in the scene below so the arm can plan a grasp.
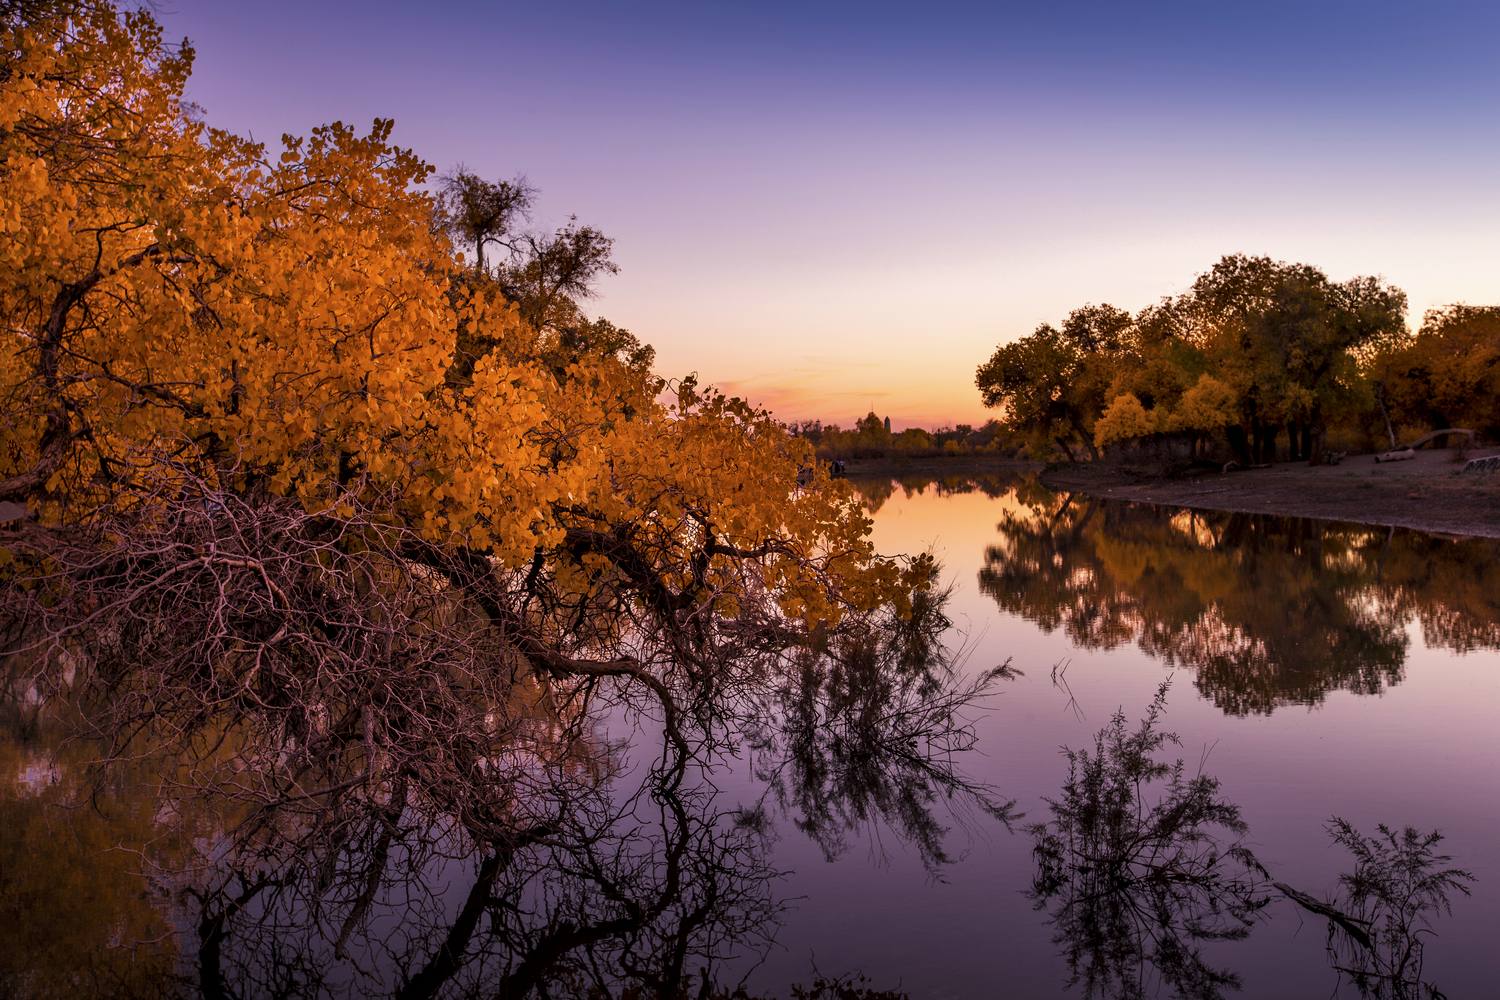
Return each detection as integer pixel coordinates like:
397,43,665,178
1321,820,1474,1000
1026,680,1271,999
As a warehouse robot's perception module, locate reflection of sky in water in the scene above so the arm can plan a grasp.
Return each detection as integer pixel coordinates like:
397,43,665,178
738,479,1499,998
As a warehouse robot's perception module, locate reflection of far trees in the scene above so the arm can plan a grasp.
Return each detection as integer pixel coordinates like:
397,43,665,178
1377,530,1500,654
849,477,900,514
848,471,1037,513
978,494,1500,715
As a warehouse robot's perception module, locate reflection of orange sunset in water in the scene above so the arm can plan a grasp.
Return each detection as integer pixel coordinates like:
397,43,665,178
861,479,1042,562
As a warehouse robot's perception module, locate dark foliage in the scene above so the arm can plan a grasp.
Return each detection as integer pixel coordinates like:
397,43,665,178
1027,681,1271,999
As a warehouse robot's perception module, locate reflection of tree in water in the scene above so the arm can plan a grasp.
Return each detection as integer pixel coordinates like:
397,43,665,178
184,776,782,1000
1376,530,1500,654
0,711,185,998
848,472,1036,514
0,593,1003,999
980,495,1437,714
1029,686,1476,1000
1279,820,1474,1000
848,477,900,513
748,588,1019,869
1027,682,1271,999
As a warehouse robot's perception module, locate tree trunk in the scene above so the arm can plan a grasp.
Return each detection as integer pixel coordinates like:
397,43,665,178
1054,436,1077,463
1287,421,1300,461
1225,425,1251,465
1374,378,1397,449
1261,423,1279,464
1066,417,1101,462
1308,423,1324,467
1300,423,1312,461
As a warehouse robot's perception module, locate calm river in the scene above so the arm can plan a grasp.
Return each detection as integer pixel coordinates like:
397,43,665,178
737,473,1499,998
3,472,1496,999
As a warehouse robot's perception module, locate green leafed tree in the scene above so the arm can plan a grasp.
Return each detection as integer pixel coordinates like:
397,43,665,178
979,257,1407,465
975,309,1127,461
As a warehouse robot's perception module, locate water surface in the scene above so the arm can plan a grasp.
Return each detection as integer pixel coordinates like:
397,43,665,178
740,474,1498,998
3,474,1496,998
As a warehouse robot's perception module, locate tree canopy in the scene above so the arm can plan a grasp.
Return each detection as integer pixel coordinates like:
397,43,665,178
0,3,915,614
976,255,1409,464
1371,304,1500,441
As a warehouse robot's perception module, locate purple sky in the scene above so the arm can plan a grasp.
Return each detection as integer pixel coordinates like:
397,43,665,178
161,1,1500,429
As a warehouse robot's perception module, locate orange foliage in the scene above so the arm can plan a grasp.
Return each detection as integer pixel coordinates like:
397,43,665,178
0,6,925,626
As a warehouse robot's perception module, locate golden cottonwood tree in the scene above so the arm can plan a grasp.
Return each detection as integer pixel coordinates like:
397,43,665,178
0,9,974,994
1373,304,1500,439
982,256,1406,465
0,5,919,623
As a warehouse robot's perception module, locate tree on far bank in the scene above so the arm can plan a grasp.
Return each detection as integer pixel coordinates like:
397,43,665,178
1372,304,1500,441
978,256,1407,465
1188,256,1406,464
975,317,1110,461
855,411,892,443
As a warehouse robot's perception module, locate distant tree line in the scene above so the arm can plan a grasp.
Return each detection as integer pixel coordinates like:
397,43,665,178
791,412,1033,461
975,254,1500,465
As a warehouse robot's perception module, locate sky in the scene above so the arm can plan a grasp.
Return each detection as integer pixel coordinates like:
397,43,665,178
157,1,1500,430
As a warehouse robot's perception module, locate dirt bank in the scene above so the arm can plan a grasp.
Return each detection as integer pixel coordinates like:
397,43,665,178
1041,447,1500,537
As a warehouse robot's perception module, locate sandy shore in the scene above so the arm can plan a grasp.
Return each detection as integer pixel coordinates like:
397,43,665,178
1041,447,1500,538
840,449,1500,537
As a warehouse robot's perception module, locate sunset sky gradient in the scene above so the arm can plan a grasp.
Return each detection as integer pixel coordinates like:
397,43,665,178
163,1,1500,429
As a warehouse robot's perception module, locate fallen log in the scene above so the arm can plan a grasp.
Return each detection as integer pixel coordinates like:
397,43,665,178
1272,882,1372,949
1399,428,1475,450
1374,448,1415,463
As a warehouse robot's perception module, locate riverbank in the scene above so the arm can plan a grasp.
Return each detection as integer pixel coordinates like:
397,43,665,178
1040,446,1500,538
841,449,1500,537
